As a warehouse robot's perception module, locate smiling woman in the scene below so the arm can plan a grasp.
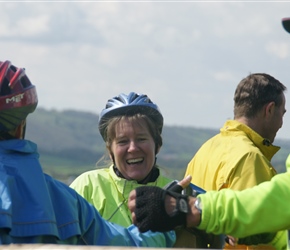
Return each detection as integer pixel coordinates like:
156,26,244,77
69,92,172,227
106,115,158,182
69,92,223,249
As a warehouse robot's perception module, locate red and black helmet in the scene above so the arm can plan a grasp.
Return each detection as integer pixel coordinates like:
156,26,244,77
0,60,38,131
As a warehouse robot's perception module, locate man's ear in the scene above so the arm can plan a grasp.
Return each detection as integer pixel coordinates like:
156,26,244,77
264,101,275,117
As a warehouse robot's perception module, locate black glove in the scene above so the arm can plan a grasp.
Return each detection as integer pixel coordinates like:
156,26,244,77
164,180,206,197
134,186,189,233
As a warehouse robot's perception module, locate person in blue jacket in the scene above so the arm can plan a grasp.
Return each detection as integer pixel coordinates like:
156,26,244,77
0,60,175,247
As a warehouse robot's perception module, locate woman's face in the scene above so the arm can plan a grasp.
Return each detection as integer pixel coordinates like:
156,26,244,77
110,118,157,181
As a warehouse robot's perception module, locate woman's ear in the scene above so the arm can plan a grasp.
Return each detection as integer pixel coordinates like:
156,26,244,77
155,145,161,155
109,153,115,164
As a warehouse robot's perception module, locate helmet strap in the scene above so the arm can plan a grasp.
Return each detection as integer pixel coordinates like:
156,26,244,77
14,121,26,139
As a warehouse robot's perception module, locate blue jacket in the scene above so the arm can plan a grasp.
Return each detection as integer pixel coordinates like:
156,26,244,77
0,139,175,246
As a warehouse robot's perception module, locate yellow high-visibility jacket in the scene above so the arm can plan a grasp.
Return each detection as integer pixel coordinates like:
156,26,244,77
70,165,172,227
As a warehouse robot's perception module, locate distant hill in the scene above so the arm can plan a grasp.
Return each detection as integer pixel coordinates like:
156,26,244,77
25,108,290,184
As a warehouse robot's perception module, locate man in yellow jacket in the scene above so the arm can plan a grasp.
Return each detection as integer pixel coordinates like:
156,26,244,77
185,73,287,249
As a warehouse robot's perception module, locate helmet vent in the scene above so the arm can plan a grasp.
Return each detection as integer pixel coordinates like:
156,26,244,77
20,75,30,88
10,65,17,72
0,78,11,96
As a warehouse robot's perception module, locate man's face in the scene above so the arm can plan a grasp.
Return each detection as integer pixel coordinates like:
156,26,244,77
267,93,286,142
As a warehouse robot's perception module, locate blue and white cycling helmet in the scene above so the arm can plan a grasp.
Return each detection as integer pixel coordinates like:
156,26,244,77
98,92,163,141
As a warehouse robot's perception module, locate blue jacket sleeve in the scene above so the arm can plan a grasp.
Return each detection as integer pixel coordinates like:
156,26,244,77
75,192,176,246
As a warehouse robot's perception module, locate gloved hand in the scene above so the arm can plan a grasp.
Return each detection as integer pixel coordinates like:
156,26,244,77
164,180,206,197
164,181,224,249
134,185,189,232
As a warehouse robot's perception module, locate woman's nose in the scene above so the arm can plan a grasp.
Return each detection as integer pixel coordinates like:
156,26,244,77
128,141,138,151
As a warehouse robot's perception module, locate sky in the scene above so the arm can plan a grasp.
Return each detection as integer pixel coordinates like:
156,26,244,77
1,1,290,141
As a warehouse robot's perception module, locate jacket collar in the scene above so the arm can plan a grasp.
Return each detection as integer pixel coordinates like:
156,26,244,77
221,120,280,161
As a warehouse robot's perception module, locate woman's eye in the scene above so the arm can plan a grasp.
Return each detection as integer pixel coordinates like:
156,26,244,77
116,139,127,144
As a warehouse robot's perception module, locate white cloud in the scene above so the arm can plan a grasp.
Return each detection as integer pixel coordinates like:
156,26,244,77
0,1,290,140
213,71,236,82
15,15,50,36
265,41,289,59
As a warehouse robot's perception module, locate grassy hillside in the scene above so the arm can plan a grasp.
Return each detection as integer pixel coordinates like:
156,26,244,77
25,108,290,184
